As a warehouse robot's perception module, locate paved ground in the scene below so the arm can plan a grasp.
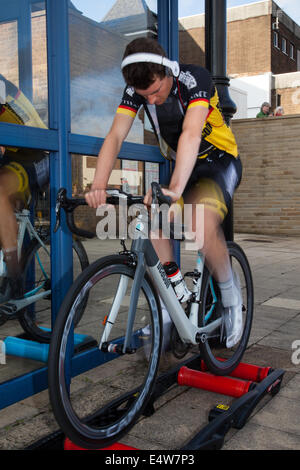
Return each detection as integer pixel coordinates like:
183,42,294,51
0,234,299,451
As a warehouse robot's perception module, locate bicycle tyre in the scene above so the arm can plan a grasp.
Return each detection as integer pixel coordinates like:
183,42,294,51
199,241,253,376
18,235,89,343
48,254,162,449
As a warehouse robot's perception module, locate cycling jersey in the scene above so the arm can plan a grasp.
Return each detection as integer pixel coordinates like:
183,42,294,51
0,74,47,129
0,74,49,204
0,73,47,161
117,64,238,160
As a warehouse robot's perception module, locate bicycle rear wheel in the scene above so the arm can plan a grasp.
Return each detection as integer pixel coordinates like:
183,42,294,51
18,235,89,343
48,254,162,449
199,241,253,376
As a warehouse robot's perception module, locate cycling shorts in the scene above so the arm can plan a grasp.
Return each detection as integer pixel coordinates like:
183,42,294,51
2,155,49,206
181,150,242,221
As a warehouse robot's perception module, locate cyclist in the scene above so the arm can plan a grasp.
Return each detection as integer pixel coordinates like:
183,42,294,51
85,38,243,348
0,74,49,302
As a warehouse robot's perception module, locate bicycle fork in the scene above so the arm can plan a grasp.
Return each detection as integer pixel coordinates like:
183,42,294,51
99,252,146,355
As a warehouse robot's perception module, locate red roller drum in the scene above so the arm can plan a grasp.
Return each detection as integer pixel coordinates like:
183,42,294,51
64,437,137,450
178,366,254,398
200,359,272,382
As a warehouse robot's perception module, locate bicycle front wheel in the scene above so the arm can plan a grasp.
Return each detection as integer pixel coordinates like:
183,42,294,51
18,235,89,343
199,241,254,376
48,254,162,449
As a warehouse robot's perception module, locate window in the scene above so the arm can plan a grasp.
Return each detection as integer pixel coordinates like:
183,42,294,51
69,0,158,196
282,37,287,54
273,31,279,48
290,43,295,60
0,1,48,128
69,0,157,142
276,94,281,107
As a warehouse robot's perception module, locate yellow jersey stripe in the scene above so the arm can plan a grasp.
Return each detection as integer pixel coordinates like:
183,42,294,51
117,105,137,119
187,98,209,110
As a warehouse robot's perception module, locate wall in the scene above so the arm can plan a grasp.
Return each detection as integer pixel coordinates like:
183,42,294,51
179,13,272,76
227,15,272,76
232,115,300,235
273,72,300,115
271,17,300,75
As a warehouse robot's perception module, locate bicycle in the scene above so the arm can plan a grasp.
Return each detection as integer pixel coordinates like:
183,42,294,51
48,182,253,449
0,198,90,343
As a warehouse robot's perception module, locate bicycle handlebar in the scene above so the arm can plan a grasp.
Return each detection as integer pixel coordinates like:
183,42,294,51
54,183,183,240
54,188,95,238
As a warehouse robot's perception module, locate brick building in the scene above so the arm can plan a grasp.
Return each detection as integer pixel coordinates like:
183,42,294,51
179,0,300,117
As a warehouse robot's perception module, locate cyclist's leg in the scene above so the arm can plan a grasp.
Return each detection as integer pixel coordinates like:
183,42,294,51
183,151,243,347
0,167,19,251
0,163,27,299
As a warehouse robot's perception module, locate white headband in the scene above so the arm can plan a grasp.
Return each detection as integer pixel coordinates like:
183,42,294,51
121,53,180,78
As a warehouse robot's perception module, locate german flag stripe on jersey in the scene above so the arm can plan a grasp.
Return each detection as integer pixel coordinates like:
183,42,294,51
117,105,137,118
187,98,209,110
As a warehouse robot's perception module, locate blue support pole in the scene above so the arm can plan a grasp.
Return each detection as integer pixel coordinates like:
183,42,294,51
18,0,33,101
169,0,179,62
46,0,73,325
158,0,170,54
158,0,180,265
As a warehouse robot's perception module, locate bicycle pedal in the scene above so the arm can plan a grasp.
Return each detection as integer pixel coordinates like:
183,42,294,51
0,302,18,318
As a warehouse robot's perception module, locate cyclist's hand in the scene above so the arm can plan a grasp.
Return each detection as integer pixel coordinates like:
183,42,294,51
85,188,107,208
143,187,181,206
162,187,181,203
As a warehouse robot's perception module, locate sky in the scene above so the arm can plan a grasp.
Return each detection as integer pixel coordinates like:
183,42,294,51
72,0,300,26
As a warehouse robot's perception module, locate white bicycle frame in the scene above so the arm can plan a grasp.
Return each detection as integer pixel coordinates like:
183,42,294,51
0,209,51,312
99,213,222,351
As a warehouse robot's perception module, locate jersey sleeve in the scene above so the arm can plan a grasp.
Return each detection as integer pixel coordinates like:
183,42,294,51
184,66,213,111
116,86,144,119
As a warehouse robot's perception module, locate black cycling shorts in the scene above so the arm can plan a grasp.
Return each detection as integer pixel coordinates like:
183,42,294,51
182,149,242,220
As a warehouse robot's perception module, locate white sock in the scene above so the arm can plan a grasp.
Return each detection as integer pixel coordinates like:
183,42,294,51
218,275,239,308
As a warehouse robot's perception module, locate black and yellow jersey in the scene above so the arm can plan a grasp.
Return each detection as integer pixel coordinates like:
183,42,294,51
0,74,47,164
116,64,238,160
0,74,47,129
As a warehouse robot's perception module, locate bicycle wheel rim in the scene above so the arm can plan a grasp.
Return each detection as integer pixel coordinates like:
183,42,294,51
49,256,161,449
199,242,253,375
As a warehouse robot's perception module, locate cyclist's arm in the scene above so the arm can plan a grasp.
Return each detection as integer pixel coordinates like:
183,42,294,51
85,113,134,208
166,105,208,201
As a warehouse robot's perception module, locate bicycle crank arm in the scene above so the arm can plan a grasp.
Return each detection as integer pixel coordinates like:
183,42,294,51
101,342,136,355
0,290,51,316
195,317,223,343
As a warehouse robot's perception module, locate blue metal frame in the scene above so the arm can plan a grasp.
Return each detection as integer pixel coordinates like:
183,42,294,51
0,0,178,411
158,0,178,61
158,0,180,264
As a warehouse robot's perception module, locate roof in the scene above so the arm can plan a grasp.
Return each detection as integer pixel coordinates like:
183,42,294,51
103,0,149,21
101,0,157,38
